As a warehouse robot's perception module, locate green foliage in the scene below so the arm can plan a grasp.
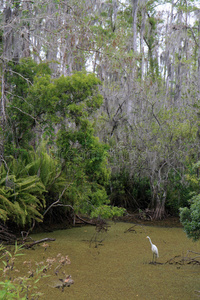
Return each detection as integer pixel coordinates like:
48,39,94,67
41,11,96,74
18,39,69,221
44,73,112,216
5,58,51,153
0,243,28,300
4,61,125,221
23,141,64,191
7,58,51,97
0,158,46,226
106,99,197,217
180,194,200,241
180,161,200,241
109,170,151,210
56,121,111,215
28,71,103,117
0,242,73,299
166,170,193,215
0,242,66,299
91,205,125,219
27,71,111,217
57,121,109,181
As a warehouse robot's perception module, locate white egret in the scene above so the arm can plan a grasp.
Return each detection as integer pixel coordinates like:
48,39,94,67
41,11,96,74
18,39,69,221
146,236,159,262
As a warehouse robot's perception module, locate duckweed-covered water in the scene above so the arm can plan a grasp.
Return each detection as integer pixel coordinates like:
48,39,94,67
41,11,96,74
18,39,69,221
17,222,200,299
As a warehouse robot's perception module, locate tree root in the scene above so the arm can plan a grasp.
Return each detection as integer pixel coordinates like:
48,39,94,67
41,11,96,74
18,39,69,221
0,223,16,243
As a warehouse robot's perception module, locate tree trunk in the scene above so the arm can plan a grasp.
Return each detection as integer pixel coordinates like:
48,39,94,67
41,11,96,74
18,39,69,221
0,65,6,159
132,0,139,54
140,3,146,80
153,191,166,220
198,14,200,102
0,6,12,159
197,13,200,177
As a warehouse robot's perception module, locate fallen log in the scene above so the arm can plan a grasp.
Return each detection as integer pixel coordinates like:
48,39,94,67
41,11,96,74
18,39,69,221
24,237,56,249
75,214,96,225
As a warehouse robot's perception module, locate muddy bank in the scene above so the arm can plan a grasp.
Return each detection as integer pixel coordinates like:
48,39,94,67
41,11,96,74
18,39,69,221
33,214,182,235
116,214,182,228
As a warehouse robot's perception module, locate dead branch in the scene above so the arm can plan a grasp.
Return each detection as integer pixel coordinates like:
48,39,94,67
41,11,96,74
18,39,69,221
43,184,71,217
89,219,109,248
165,251,200,265
75,214,96,226
21,219,35,243
24,237,56,249
165,255,182,264
124,225,137,233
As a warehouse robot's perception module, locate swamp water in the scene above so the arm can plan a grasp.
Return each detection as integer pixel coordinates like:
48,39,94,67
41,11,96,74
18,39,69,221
15,222,200,299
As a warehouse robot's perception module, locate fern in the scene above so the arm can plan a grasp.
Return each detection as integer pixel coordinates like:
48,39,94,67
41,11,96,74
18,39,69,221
0,192,15,222
0,161,46,226
0,141,66,227
0,193,14,209
12,202,27,226
15,176,46,194
0,208,8,222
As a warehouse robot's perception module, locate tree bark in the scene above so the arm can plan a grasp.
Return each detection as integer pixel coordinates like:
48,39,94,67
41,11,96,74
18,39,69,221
140,2,146,80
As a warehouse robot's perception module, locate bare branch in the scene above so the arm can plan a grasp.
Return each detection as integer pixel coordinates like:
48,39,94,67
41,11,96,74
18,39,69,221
11,106,40,125
43,183,71,217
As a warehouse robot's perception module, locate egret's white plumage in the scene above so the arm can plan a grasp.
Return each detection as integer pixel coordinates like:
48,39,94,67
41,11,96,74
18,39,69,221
146,236,159,262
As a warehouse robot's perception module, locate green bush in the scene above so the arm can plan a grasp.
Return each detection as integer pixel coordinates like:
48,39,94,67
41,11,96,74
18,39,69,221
179,161,200,241
180,194,200,241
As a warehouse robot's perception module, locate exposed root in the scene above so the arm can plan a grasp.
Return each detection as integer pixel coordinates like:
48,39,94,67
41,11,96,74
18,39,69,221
0,223,16,243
